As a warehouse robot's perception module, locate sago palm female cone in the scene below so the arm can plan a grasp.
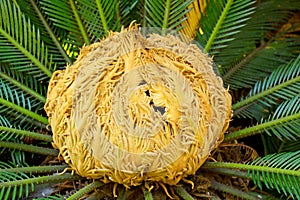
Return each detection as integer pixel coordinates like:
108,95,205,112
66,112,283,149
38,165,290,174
0,0,299,199
44,24,232,187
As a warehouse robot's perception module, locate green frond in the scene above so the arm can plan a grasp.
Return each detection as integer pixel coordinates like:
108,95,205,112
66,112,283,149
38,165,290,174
78,0,121,39
203,160,300,199
67,181,104,200
0,81,47,127
0,0,54,80
120,0,143,28
40,0,90,45
0,81,36,111
233,55,300,119
225,96,300,141
209,180,262,200
15,0,72,65
143,0,193,34
40,0,121,51
0,119,27,165
0,114,22,141
249,151,300,199
262,133,300,154
0,161,34,200
174,186,194,200
0,172,82,200
0,173,82,189
279,140,300,153
222,37,300,89
0,141,58,156
14,0,50,41
0,125,52,142
142,186,153,200
213,0,300,88
0,67,46,103
196,0,255,53
262,96,300,140
203,167,279,199
17,0,72,65
0,164,68,175
10,150,26,167
261,134,281,155
0,164,71,200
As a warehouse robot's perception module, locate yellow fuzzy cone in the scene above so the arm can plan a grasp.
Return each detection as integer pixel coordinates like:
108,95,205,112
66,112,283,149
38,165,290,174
44,24,232,187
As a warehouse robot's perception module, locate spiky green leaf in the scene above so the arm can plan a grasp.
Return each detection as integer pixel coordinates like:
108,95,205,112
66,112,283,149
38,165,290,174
0,0,53,80
197,0,255,54
0,81,47,127
225,96,300,141
233,55,300,119
143,0,193,34
214,0,300,88
15,0,72,65
0,161,34,200
249,151,300,199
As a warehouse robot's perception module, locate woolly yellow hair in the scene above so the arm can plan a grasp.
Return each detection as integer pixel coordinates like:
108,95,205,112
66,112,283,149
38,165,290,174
44,24,231,188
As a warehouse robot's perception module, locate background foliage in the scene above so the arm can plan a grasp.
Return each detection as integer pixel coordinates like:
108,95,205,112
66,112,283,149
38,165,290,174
0,0,299,199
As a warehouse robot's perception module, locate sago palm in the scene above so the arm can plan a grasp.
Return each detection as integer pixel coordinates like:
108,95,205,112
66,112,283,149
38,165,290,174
0,0,299,199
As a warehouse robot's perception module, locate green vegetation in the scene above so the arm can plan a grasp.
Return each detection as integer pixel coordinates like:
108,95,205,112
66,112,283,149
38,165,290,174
0,0,299,199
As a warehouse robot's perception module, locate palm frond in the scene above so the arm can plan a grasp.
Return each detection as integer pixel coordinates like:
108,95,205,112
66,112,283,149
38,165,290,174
209,180,263,200
120,0,143,28
215,0,300,88
0,124,52,142
0,164,79,200
174,186,195,200
0,161,34,200
262,96,300,140
142,186,153,200
0,141,58,156
39,0,89,47
0,115,20,142
225,96,300,141
222,37,300,89
0,81,35,111
233,55,300,119
0,66,46,103
40,0,120,51
279,140,300,153
261,134,281,155
249,151,300,199
0,115,26,165
261,133,300,155
66,181,104,199
77,0,121,38
0,120,26,165
0,81,47,127
196,0,255,53
0,0,54,80
15,0,72,66
203,159,300,199
143,0,193,34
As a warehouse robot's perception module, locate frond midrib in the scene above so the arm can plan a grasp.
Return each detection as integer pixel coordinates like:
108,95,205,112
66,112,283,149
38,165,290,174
224,112,300,142
232,75,300,113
